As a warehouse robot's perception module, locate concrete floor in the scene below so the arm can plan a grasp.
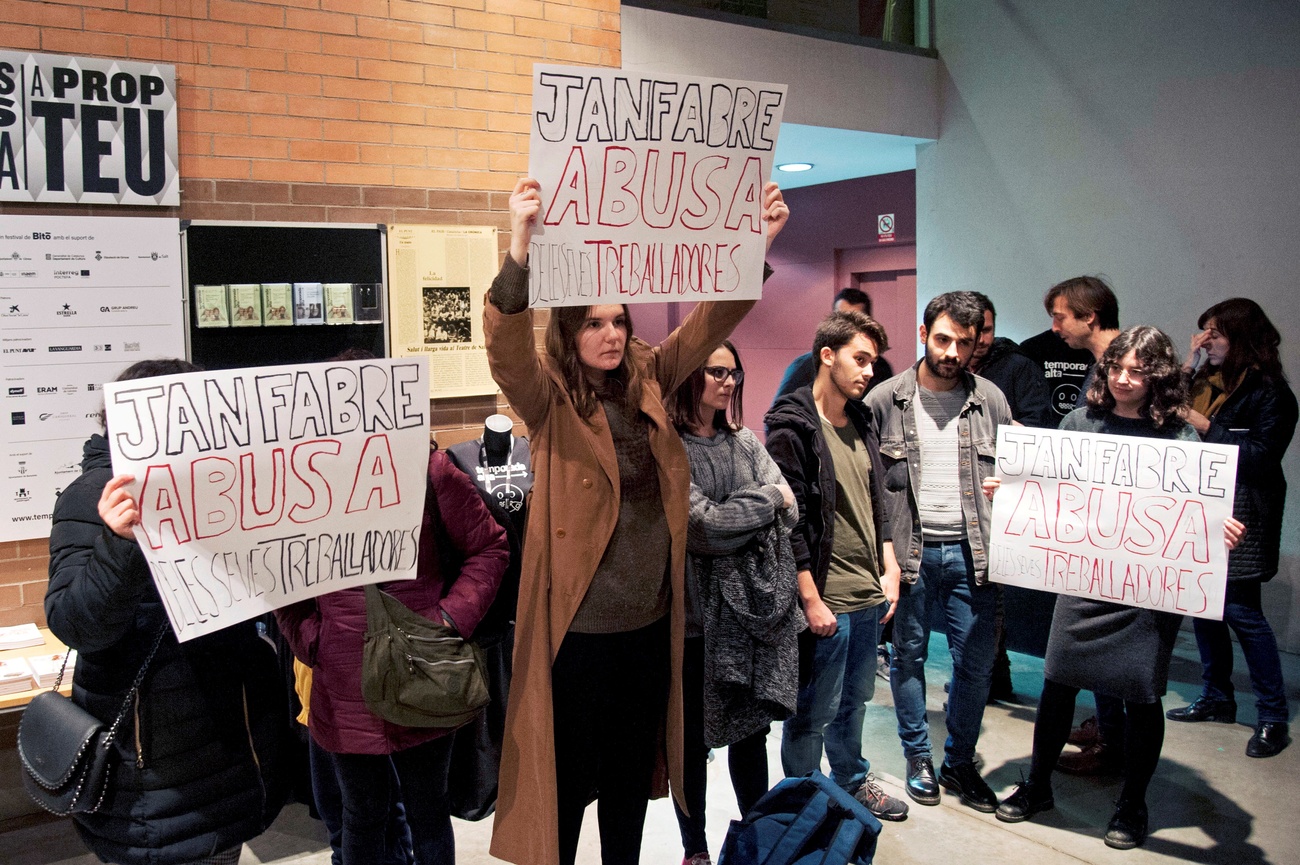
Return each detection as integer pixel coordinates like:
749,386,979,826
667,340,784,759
6,629,1297,865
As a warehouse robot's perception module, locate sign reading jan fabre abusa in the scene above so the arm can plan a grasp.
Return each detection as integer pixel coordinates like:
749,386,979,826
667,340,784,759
988,426,1238,620
0,51,179,206
104,358,431,641
526,64,786,308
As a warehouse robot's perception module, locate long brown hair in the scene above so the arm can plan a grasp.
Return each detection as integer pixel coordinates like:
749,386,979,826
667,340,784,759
1196,297,1286,384
544,304,643,420
1085,325,1187,429
669,340,745,435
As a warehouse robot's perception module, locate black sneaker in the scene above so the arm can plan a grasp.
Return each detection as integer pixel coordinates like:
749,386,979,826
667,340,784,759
996,779,1054,823
937,761,996,813
854,773,909,821
1104,799,1148,849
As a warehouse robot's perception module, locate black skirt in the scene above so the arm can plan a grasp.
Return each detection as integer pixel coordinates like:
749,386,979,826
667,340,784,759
1042,594,1183,704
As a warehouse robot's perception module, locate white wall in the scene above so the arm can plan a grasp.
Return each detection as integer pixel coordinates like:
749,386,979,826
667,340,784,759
620,6,938,139
919,1,1300,649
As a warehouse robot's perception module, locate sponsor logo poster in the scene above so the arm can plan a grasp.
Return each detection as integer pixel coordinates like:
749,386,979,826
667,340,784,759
0,50,179,206
988,426,1238,620
527,64,786,307
0,214,185,541
104,358,430,642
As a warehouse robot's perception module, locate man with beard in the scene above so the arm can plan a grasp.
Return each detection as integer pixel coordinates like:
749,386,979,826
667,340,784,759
765,310,911,822
968,293,1054,429
865,292,1011,812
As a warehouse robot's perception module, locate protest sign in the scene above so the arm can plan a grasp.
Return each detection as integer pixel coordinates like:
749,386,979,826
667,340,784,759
526,64,786,307
104,358,430,642
988,425,1237,620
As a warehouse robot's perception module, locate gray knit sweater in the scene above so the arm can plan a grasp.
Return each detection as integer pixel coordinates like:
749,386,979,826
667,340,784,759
682,427,805,746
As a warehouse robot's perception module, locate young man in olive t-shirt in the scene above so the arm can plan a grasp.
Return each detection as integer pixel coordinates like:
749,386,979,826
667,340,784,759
765,311,909,822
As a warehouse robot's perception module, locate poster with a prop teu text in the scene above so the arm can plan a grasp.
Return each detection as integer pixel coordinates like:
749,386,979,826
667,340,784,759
988,426,1238,621
103,358,430,642
527,65,786,308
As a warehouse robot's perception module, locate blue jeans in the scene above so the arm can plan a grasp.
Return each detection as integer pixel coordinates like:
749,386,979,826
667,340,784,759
1194,580,1289,724
333,735,454,865
781,604,885,792
891,541,998,766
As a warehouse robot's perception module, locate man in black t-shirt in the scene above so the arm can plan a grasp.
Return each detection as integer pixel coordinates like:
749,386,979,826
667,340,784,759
1019,329,1095,425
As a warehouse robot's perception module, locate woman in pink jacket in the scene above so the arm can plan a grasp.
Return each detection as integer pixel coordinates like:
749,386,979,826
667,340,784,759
276,450,509,865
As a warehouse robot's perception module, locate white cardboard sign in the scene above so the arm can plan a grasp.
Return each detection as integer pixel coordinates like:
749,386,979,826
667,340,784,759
526,64,786,307
988,425,1237,620
104,358,430,641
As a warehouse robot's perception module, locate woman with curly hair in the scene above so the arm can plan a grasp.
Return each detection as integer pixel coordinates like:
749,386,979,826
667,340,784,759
995,326,1243,850
1165,299,1296,758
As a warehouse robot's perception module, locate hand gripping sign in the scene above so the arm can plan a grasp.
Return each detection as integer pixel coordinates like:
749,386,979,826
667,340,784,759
526,64,786,308
988,426,1238,620
104,358,430,641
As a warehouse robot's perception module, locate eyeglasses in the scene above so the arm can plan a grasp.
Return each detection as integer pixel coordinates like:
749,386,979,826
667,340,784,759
703,366,744,384
1106,364,1148,384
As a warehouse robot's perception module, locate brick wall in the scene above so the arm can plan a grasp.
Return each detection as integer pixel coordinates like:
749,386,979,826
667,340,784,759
0,0,619,626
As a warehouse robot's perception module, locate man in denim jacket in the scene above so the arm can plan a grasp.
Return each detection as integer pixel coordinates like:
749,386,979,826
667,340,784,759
864,292,1012,814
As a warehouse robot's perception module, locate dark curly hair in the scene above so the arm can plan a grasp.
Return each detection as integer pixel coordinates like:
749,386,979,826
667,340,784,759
668,340,744,435
1086,325,1187,429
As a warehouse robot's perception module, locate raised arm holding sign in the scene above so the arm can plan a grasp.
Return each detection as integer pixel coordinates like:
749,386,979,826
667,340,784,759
487,76,788,858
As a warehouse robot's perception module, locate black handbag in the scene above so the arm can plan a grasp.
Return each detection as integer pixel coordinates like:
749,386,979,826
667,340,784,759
18,626,168,816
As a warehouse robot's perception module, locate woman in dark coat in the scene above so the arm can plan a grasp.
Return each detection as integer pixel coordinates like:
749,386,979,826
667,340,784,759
275,448,508,865
46,359,291,865
994,327,1244,850
1165,299,1296,757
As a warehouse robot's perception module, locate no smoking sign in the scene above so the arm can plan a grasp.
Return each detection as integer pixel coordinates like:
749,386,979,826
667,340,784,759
878,213,895,243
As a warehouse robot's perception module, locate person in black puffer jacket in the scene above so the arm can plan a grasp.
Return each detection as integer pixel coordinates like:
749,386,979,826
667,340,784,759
1166,300,1297,758
45,359,290,865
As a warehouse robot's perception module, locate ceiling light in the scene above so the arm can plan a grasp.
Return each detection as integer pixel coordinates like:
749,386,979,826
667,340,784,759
776,162,814,172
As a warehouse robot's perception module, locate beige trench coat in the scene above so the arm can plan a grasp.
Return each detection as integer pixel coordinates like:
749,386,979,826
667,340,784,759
485,271,755,865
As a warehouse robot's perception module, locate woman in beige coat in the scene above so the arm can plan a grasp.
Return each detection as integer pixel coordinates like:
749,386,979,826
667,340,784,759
486,177,787,865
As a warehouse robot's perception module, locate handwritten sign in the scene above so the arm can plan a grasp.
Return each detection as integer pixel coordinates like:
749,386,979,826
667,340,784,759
526,64,786,308
104,358,431,642
988,426,1237,620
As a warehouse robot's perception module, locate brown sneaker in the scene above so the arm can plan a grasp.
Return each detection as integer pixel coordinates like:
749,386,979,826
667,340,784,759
1056,742,1122,776
1066,715,1100,747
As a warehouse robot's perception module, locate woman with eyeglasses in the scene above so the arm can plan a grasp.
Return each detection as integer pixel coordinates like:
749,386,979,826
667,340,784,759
485,178,789,865
995,325,1244,850
666,341,804,865
1164,299,1295,758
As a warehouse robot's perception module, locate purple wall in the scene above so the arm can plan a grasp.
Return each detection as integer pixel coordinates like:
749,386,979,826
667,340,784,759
639,171,918,437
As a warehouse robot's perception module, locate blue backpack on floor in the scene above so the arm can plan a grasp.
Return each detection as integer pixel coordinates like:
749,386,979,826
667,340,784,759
718,771,882,865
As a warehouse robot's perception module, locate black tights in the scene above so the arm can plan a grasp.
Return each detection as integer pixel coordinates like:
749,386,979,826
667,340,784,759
1030,678,1164,805
552,618,670,865
675,637,772,857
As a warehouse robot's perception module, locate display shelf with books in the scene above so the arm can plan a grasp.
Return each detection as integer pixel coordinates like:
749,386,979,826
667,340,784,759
182,222,388,371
